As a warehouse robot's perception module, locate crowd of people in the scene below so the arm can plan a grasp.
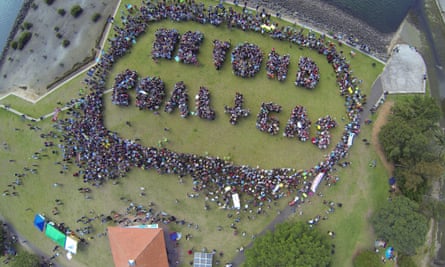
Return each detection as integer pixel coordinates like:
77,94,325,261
283,105,311,142
135,76,166,111
176,31,204,65
54,0,366,206
151,28,180,61
212,39,231,70
295,56,320,89
224,92,250,125
111,69,138,106
195,87,216,120
164,81,190,118
265,49,290,81
311,116,337,150
255,102,282,135
231,43,263,78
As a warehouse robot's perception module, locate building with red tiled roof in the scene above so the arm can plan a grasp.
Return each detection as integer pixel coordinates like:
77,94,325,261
107,226,169,267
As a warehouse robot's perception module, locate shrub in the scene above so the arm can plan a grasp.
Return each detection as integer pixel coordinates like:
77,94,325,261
31,3,38,10
44,0,55,5
70,5,83,18
11,41,18,50
56,33,63,39
58,8,66,16
17,31,32,50
23,22,33,30
62,39,70,47
54,26,59,32
92,13,101,23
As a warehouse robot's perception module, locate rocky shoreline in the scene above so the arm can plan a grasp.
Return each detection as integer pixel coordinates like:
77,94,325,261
0,0,33,71
244,0,395,61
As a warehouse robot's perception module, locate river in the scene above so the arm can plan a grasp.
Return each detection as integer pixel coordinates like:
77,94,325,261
0,0,24,52
321,0,416,33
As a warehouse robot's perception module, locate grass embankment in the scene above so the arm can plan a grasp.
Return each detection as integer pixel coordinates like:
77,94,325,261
0,1,388,266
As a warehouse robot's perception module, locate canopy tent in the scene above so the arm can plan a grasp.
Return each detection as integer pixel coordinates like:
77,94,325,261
193,252,213,267
65,235,80,254
33,214,46,232
45,223,66,247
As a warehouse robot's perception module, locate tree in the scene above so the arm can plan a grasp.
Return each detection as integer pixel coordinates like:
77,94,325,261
58,8,66,16
10,250,40,267
92,13,101,23
378,95,443,201
371,196,428,255
70,5,83,18
244,222,332,267
379,96,441,164
353,250,381,267
17,31,32,50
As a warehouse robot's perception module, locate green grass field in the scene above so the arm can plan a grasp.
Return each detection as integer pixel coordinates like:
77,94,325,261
0,1,390,266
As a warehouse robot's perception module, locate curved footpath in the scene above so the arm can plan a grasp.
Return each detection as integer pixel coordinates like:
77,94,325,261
0,1,428,267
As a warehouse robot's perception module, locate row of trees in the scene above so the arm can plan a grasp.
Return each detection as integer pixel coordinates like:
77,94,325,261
355,95,445,264
378,95,444,201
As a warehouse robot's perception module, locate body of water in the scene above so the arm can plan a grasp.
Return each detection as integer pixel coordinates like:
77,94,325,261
322,0,417,33
0,0,25,52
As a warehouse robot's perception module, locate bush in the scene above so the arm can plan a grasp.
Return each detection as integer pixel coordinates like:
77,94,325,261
92,13,101,23
23,22,33,30
56,33,63,39
70,5,83,18
11,41,18,50
31,3,38,10
44,0,55,5
58,8,66,16
17,31,32,50
62,39,70,47
54,26,59,32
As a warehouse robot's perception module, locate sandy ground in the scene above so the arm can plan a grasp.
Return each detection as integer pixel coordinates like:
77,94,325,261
0,0,119,100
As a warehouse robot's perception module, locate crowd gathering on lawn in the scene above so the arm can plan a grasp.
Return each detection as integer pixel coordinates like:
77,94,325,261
58,0,365,205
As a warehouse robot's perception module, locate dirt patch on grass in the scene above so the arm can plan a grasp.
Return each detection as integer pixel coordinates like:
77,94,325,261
371,101,395,174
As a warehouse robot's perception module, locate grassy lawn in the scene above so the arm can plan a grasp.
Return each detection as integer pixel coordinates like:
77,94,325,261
0,1,390,267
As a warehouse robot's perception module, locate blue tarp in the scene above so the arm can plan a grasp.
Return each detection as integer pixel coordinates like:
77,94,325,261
33,214,46,232
385,247,394,259
389,177,396,185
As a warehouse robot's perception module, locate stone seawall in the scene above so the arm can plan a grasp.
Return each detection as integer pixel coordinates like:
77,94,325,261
244,0,394,61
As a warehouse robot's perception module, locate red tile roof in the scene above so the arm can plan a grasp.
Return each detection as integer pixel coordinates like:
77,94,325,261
107,227,169,267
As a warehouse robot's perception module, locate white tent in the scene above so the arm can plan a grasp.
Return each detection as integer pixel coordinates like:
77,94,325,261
65,235,79,254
